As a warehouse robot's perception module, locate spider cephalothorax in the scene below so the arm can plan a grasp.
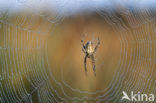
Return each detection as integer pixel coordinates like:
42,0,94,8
81,38,100,76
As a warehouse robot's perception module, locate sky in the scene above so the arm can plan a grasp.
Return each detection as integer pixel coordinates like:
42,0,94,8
0,0,156,15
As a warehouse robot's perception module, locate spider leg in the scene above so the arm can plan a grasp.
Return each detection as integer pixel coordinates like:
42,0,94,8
81,40,86,53
94,37,100,53
82,48,86,53
91,55,96,76
84,55,87,75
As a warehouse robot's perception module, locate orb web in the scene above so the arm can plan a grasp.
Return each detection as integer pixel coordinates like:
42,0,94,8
0,0,156,103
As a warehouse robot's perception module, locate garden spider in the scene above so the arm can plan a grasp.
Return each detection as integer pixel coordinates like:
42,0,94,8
81,38,100,76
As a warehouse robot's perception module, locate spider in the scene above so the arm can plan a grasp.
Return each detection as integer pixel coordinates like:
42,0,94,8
81,38,100,76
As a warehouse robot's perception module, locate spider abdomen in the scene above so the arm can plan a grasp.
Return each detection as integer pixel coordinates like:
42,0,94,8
87,46,94,54
85,41,94,55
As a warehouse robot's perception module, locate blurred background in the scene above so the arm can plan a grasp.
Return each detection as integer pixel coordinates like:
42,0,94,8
0,0,156,103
